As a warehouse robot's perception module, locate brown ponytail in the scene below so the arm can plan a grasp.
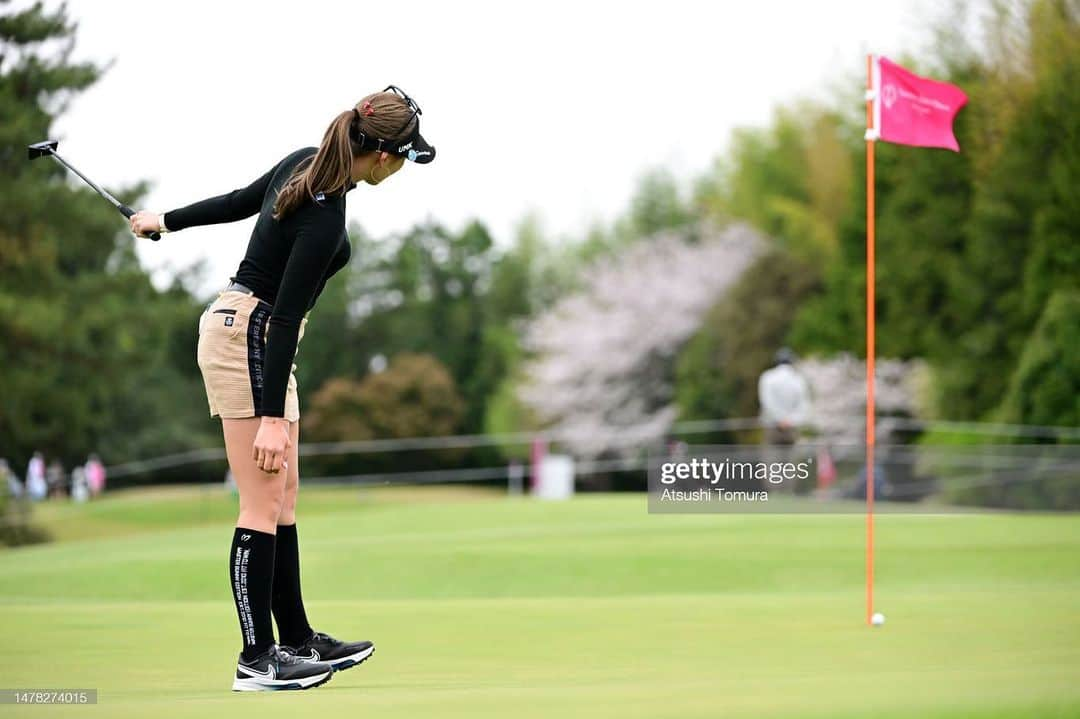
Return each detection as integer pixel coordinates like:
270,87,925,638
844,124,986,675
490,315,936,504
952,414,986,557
273,91,416,219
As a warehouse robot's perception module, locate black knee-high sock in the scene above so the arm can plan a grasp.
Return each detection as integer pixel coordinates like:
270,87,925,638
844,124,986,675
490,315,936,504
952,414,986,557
272,523,314,647
229,527,276,661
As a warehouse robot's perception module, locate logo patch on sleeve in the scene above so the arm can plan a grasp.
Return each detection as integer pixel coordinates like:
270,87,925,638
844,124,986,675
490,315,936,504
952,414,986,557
224,316,235,327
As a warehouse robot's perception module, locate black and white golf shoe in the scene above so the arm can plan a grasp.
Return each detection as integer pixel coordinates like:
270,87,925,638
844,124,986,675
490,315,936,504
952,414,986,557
285,631,375,672
232,644,335,692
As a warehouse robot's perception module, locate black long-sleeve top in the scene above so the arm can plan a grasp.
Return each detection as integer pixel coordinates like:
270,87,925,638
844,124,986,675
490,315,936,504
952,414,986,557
164,147,355,418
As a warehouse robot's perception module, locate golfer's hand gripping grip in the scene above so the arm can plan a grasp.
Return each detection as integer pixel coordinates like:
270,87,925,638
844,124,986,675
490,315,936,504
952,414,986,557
119,204,161,241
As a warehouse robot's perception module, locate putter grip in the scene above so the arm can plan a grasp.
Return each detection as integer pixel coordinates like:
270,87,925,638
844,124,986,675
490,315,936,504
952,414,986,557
119,204,161,242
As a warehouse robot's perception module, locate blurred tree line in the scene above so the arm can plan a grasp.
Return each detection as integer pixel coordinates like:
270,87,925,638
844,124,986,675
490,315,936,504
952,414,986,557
0,1,215,480
680,0,1079,435
1,0,1075,493
0,1,577,482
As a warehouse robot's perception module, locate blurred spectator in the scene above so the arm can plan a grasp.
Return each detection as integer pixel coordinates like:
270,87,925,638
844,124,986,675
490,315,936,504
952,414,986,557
758,348,811,446
1,459,22,498
85,454,106,497
46,459,66,499
815,446,837,494
71,466,90,504
666,439,690,459
26,452,47,502
849,462,891,501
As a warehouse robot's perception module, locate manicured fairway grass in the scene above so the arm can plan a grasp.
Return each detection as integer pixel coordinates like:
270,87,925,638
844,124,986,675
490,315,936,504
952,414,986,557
1,486,1078,718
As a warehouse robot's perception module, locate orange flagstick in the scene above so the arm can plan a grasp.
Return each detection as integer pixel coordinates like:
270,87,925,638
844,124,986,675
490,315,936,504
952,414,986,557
859,54,966,626
864,54,877,626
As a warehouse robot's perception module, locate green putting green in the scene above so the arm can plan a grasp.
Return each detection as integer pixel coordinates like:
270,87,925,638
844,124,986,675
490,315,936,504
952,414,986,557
1,486,1078,718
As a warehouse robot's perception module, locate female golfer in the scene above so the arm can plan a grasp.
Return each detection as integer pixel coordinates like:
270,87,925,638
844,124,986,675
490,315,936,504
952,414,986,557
129,86,434,691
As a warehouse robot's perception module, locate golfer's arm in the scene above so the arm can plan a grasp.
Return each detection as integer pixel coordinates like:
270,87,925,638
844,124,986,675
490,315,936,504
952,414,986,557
162,164,278,232
259,208,342,418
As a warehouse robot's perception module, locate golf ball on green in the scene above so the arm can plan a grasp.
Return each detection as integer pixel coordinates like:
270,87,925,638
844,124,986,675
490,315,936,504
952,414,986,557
871,612,886,626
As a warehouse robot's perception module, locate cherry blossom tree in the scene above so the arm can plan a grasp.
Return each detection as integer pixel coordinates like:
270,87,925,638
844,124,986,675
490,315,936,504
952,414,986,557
518,222,764,457
797,353,926,445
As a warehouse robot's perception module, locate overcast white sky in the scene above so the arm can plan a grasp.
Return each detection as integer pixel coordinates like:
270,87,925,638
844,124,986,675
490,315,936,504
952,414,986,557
53,0,931,295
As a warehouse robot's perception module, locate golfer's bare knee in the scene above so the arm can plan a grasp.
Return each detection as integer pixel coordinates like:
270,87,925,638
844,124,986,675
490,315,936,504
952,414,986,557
280,483,298,524
262,489,286,525
236,473,287,532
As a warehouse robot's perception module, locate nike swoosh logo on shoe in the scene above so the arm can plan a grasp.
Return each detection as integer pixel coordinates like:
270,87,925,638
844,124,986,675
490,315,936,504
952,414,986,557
298,650,320,662
237,663,276,680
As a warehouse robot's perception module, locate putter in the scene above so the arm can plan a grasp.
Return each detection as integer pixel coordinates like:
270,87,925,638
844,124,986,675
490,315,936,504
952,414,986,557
28,140,161,241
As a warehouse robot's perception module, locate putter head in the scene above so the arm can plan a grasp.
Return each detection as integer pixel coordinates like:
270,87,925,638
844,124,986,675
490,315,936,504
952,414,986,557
28,140,59,160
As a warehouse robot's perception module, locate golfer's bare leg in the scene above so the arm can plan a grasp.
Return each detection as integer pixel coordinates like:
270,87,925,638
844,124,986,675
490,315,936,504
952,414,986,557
222,418,288,533
279,420,300,525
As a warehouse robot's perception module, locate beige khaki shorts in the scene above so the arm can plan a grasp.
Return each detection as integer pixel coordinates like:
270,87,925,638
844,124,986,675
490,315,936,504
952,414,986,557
196,290,307,423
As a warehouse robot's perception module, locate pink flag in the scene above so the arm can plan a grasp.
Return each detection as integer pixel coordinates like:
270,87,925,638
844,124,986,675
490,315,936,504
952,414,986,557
873,56,968,152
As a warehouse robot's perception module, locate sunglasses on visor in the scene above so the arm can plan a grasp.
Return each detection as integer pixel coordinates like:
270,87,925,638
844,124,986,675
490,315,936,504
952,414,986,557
350,85,435,163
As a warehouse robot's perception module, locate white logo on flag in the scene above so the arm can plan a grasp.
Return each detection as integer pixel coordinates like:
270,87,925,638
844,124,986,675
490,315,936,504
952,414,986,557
883,84,898,109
